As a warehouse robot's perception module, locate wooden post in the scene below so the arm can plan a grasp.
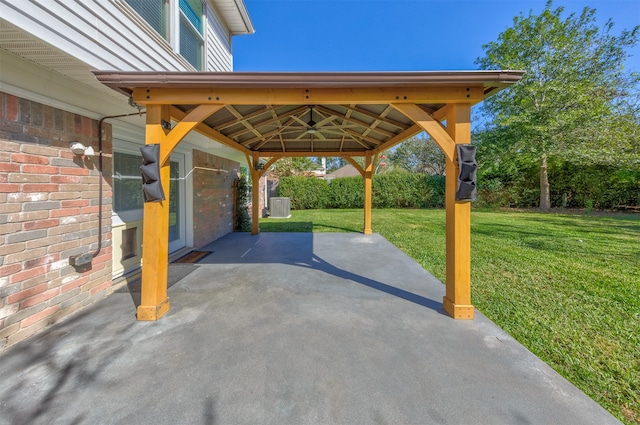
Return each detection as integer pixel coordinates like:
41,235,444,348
137,104,220,321
251,152,260,235
363,151,373,235
138,104,171,320
442,104,474,319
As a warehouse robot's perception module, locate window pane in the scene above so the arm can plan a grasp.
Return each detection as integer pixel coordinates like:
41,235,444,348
180,16,203,70
113,152,144,213
169,161,180,242
179,0,203,34
125,0,169,39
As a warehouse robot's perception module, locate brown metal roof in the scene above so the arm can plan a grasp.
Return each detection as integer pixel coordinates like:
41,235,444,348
94,70,523,92
93,71,523,156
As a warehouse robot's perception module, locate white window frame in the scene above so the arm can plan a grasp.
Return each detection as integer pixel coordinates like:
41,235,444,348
120,0,206,70
112,135,194,249
177,1,205,70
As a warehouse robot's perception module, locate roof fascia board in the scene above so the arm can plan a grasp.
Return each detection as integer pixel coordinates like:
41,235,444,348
131,86,486,106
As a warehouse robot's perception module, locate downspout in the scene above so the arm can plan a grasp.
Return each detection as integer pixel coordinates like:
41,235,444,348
91,111,146,258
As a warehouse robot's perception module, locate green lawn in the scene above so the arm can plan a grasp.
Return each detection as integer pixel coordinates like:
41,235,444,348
260,208,640,424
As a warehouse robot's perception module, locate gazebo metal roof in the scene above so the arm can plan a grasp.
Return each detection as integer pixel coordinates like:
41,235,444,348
94,70,523,156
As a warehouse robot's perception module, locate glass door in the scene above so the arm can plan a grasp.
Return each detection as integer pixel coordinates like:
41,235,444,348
168,154,186,253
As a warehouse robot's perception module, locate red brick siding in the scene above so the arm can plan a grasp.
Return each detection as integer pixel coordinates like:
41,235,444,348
192,149,239,248
246,174,267,220
0,92,114,351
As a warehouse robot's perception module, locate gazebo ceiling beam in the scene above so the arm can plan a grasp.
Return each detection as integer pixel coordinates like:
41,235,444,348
339,105,410,130
343,129,382,146
258,151,367,157
362,105,392,139
226,106,309,139
170,106,252,155
313,105,398,138
241,114,302,146
214,105,273,131
226,105,264,141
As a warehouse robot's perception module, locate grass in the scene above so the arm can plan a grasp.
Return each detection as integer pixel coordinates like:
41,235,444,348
260,208,640,424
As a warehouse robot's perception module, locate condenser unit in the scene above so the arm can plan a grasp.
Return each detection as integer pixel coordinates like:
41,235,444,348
269,197,291,218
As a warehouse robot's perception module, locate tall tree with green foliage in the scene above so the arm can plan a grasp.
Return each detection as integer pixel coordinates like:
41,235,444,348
269,156,318,178
388,134,445,175
476,1,639,210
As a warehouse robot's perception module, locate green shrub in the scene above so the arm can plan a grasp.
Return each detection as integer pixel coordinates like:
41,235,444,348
326,177,363,208
279,173,445,210
235,171,251,232
477,159,640,209
551,164,640,209
372,173,442,208
279,176,329,209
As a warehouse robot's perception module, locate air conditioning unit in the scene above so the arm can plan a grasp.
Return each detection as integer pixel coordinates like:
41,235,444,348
269,197,291,218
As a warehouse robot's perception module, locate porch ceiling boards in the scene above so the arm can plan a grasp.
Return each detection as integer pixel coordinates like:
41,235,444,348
93,70,523,156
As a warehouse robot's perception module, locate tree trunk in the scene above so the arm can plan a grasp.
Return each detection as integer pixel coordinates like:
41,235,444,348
539,154,551,210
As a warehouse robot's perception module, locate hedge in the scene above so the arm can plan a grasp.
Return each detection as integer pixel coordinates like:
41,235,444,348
476,163,640,209
278,173,445,210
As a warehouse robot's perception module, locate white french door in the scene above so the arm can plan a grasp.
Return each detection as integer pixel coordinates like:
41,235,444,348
168,153,186,253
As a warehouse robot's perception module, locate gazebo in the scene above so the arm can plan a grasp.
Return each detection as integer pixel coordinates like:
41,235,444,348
94,70,523,322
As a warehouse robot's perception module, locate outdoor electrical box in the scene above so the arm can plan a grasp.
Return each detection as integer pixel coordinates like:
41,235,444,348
455,144,477,202
140,144,165,202
270,197,291,218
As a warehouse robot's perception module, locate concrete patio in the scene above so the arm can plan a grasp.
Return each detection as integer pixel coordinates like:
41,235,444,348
0,233,620,424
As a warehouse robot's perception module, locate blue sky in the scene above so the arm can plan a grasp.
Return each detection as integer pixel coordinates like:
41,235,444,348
233,0,640,72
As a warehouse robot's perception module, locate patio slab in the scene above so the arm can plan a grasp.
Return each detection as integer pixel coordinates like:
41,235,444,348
0,232,621,424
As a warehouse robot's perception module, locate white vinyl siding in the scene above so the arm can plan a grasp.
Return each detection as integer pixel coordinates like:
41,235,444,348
205,3,232,71
0,0,233,72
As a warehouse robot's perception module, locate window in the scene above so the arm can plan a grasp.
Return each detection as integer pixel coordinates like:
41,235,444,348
124,0,205,70
124,0,169,39
113,151,144,213
180,22,203,69
179,0,204,69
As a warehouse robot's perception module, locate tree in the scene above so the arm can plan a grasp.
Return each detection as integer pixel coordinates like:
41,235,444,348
324,157,347,173
476,1,639,209
268,156,318,178
388,134,445,175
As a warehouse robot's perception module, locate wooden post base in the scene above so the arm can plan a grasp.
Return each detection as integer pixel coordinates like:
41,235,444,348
363,228,372,235
137,298,171,321
443,296,474,320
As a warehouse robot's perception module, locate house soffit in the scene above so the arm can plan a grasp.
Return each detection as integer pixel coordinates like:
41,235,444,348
210,0,255,35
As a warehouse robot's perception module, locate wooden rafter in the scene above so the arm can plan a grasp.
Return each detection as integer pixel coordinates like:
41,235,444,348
242,113,304,147
314,105,398,138
343,129,382,146
227,105,309,139
170,106,252,155
214,105,273,131
226,105,264,141
362,105,392,139
339,105,409,130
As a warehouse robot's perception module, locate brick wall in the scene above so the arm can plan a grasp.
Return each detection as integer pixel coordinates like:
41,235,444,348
257,173,267,217
192,149,239,248
0,92,114,351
